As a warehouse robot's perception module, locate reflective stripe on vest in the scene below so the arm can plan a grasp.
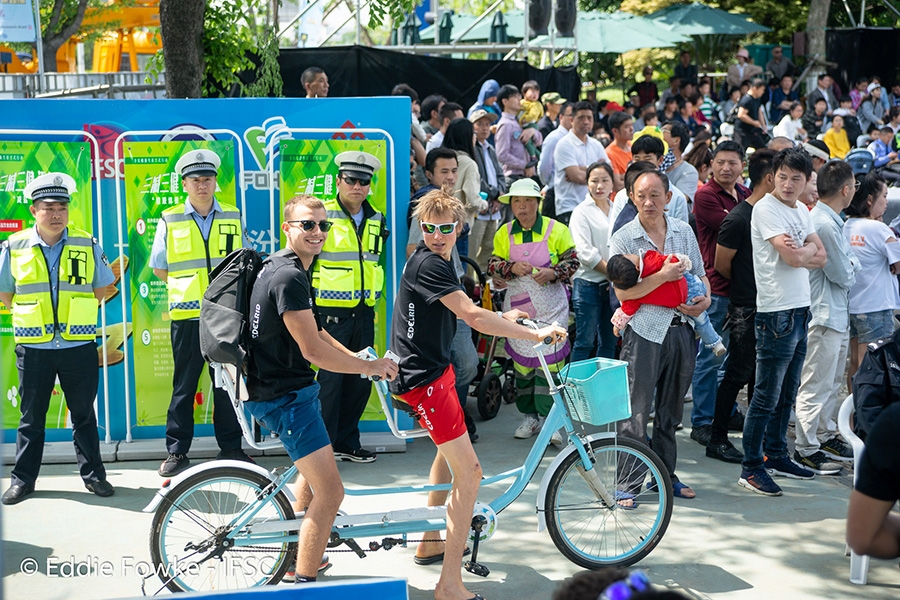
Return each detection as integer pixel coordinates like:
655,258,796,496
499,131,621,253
313,198,385,309
8,228,98,343
162,203,242,320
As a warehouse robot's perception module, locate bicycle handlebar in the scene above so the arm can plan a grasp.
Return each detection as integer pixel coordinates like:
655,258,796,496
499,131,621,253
516,317,554,345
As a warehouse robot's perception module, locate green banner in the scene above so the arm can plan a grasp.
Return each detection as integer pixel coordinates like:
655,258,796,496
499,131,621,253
279,139,389,420
125,140,236,427
0,141,93,429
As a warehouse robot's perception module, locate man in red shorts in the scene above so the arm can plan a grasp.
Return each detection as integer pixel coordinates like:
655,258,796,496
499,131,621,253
389,189,566,600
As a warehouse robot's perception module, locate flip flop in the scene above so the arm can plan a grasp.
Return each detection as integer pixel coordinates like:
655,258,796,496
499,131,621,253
413,546,471,565
615,490,638,510
673,481,696,499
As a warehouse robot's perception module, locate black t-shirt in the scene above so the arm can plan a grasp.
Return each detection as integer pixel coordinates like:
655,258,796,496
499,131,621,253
716,200,756,308
246,249,322,402
389,242,463,395
856,401,900,502
735,94,762,135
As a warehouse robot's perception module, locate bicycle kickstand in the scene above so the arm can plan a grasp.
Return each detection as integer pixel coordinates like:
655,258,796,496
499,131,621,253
464,515,490,577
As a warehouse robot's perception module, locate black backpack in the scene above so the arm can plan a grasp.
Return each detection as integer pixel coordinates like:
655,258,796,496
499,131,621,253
199,248,266,372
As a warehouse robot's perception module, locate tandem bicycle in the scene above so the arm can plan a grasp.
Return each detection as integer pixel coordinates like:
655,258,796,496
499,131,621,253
143,319,673,593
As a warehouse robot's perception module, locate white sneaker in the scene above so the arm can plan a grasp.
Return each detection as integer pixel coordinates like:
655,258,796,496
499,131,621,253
515,415,543,439
550,430,565,448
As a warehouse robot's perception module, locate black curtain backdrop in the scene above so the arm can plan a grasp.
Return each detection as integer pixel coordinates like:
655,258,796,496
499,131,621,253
826,29,900,92
276,45,581,109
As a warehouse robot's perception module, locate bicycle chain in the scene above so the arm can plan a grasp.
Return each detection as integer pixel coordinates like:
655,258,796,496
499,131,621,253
332,538,446,553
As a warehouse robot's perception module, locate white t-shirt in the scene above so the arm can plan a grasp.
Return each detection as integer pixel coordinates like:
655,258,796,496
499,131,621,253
569,195,611,283
751,193,814,312
553,132,609,215
844,217,900,314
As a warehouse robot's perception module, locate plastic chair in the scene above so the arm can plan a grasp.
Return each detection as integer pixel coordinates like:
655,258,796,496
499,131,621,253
837,394,869,585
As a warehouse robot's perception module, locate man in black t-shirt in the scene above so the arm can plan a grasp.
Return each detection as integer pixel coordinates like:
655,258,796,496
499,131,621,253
847,401,900,559
734,79,769,151
389,189,565,599
246,195,397,585
706,149,775,463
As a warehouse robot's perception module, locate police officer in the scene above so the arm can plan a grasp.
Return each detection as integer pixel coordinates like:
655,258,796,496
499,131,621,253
0,173,115,504
314,151,388,463
150,149,250,476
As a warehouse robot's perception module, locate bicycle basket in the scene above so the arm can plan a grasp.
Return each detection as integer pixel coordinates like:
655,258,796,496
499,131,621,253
558,358,631,426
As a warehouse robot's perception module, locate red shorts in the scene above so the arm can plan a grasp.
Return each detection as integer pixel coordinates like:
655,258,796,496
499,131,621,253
397,364,467,445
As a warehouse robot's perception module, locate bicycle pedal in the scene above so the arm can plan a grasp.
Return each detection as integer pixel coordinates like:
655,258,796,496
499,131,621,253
464,560,490,577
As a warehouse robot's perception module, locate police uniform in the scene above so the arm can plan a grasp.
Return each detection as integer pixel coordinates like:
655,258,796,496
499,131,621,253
149,150,247,476
315,151,387,462
0,173,115,504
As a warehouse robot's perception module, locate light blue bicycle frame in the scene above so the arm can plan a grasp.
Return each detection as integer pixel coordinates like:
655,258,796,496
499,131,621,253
197,341,617,550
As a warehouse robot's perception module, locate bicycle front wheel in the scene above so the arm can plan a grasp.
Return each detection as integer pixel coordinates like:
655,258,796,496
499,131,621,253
544,437,673,568
149,467,297,592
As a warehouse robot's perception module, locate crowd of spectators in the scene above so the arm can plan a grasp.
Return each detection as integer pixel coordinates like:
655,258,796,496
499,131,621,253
390,44,900,504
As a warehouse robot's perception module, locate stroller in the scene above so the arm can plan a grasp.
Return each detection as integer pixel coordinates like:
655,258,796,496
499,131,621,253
460,256,516,420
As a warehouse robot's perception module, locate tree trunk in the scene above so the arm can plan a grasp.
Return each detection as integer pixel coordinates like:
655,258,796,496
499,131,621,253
159,0,207,98
806,0,830,59
41,0,90,72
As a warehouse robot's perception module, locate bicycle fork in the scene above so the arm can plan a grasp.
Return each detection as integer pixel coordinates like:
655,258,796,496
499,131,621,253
573,445,618,508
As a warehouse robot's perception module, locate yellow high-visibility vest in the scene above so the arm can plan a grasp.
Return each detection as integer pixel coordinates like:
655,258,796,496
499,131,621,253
313,197,385,309
162,202,242,320
8,228,98,344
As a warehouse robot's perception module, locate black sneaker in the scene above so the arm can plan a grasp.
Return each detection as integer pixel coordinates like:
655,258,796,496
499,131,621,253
793,450,842,475
820,436,854,462
158,453,190,477
333,447,376,463
738,468,783,496
217,449,256,463
706,440,744,463
689,424,712,447
764,456,815,480
85,479,115,497
727,409,745,432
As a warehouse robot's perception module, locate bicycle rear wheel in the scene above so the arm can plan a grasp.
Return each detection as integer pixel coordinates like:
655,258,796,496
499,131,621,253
544,437,673,568
149,467,297,592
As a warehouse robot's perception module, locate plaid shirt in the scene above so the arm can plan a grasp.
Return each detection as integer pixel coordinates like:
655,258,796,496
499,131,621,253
609,214,706,344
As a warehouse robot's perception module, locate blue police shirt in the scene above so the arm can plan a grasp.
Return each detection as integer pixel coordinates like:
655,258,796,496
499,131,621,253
0,226,116,350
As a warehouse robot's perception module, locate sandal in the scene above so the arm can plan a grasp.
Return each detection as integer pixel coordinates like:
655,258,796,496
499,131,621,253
614,490,638,510
673,481,696,499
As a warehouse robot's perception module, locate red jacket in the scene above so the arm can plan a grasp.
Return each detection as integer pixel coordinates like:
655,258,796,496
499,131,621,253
621,250,688,316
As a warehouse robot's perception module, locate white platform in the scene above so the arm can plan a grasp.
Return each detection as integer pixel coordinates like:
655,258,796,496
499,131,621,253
2,431,407,466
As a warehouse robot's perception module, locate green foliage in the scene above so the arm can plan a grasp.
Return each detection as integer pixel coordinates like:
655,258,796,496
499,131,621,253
147,0,283,97
242,27,284,98
202,0,262,96
369,0,418,29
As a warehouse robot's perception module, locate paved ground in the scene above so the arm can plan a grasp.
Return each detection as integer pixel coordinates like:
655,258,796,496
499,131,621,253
3,401,899,600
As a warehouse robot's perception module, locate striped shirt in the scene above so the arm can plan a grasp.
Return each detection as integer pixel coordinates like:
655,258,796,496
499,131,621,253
609,215,706,344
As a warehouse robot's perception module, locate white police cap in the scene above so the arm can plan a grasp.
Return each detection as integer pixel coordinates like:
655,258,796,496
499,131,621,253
175,149,221,178
335,151,381,179
23,172,77,203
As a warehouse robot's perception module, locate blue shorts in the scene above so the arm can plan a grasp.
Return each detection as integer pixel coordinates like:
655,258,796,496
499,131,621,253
243,383,330,461
850,310,895,345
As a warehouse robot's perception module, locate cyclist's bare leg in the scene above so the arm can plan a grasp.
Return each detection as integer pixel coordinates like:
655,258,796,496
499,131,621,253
293,445,344,579
292,475,312,513
416,451,451,559
433,434,482,600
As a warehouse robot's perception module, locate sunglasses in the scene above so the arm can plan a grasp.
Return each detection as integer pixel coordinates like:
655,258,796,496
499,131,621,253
420,221,458,235
341,175,371,186
286,220,333,232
